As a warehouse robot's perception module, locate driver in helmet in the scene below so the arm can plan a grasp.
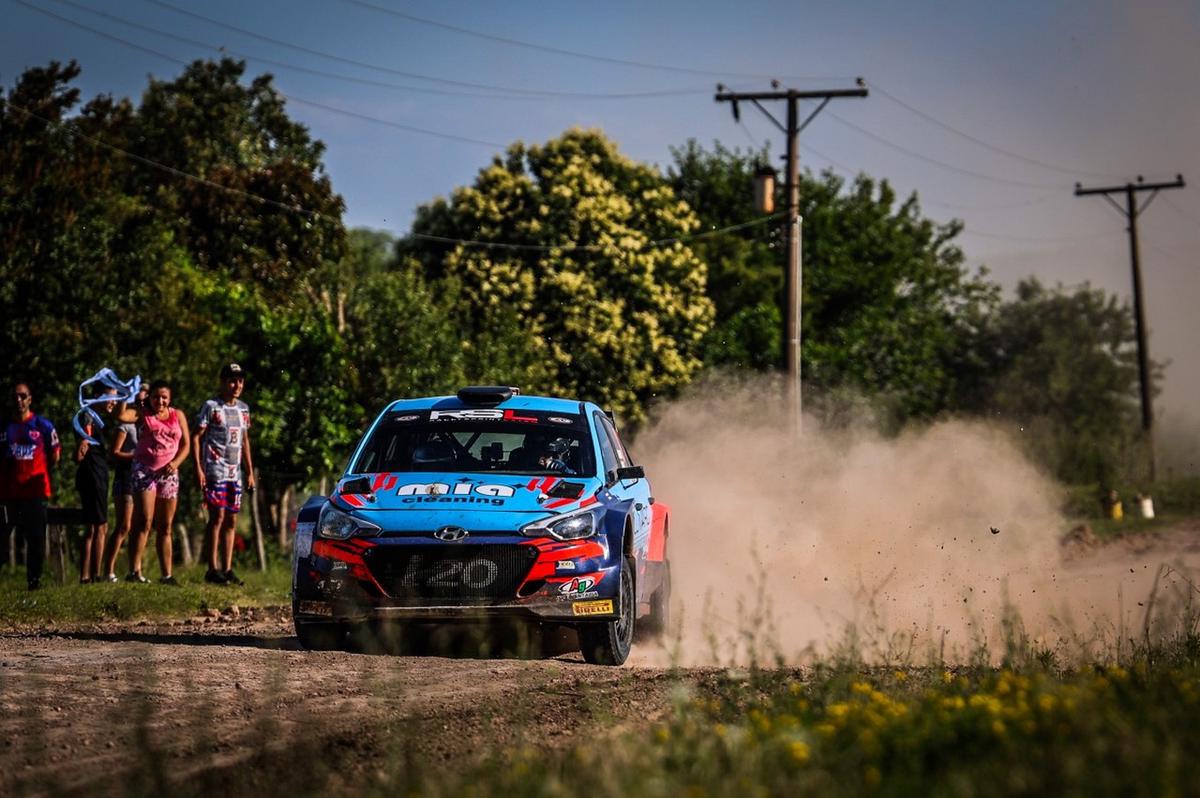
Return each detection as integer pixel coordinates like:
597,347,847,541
510,431,573,474
538,436,573,474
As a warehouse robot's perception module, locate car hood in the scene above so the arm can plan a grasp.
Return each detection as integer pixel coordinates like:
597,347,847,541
332,471,603,528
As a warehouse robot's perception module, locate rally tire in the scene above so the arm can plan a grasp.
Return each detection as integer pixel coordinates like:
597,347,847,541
295,620,347,651
643,562,671,637
579,556,635,666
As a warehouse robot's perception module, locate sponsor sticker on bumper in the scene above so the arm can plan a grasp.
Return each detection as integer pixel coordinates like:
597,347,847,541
572,599,614,617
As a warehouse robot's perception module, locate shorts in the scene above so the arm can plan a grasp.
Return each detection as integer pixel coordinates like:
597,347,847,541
112,469,134,500
131,462,180,501
75,468,109,525
204,481,243,514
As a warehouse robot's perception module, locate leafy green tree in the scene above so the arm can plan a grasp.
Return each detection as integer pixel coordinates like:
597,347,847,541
130,58,346,300
401,129,715,421
0,60,358,538
0,61,215,428
964,279,1147,484
668,140,781,370
341,240,469,414
669,141,997,421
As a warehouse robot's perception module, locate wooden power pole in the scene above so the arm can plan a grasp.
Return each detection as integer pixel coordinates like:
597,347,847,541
1074,174,1186,481
716,81,867,427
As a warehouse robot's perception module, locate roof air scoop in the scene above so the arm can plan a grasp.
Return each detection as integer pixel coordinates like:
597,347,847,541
457,385,520,406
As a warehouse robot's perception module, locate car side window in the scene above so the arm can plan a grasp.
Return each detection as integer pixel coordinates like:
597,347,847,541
593,412,620,480
598,414,632,468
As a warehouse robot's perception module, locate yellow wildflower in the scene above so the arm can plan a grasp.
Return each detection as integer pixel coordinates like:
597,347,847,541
790,741,811,763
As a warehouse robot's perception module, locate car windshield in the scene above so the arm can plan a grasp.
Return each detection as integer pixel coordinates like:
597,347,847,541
351,408,595,477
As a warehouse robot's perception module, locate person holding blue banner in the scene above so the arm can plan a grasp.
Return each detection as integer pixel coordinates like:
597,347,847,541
73,387,117,583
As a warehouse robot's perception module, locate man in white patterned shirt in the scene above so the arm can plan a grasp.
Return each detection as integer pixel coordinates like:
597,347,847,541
192,363,256,585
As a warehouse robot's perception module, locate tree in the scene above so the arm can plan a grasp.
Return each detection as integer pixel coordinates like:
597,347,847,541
669,141,997,422
401,129,715,422
0,60,357,539
668,140,781,370
340,229,469,414
130,58,346,301
964,279,1146,484
0,61,216,433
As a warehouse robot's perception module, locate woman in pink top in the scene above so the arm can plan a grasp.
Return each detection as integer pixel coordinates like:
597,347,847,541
126,380,191,585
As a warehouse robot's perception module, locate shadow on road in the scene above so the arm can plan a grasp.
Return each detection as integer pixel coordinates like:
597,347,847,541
7,617,665,664
3,629,305,650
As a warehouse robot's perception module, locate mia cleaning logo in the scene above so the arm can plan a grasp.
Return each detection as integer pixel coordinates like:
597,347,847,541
398,481,516,506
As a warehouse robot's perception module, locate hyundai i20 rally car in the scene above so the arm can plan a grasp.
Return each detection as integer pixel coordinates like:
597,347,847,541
292,386,671,665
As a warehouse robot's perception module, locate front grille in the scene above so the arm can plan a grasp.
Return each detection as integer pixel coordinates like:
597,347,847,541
365,543,538,603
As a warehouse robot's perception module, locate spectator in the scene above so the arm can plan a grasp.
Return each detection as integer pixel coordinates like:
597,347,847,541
0,381,61,590
125,380,190,585
74,387,117,583
193,363,255,586
99,382,148,582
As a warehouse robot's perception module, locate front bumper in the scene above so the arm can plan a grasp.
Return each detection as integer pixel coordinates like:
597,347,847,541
293,532,620,624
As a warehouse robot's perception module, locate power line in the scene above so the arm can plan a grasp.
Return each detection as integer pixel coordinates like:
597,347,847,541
282,95,505,148
6,101,318,217
761,129,1065,213
824,110,1061,189
6,101,783,253
1162,196,1200,226
42,0,712,101
957,227,1123,244
12,0,511,146
410,213,786,252
1143,239,1198,269
138,0,718,101
869,81,1126,181
339,0,856,82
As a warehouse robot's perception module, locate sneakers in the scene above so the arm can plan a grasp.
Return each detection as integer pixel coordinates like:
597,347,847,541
159,575,180,587
204,568,228,585
103,573,119,583
125,572,149,584
223,570,244,587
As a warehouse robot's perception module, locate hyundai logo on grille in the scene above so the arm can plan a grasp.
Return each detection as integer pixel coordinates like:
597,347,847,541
434,525,469,542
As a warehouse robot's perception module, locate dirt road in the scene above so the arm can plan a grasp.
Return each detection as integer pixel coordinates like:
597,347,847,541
3,523,1199,796
0,614,715,796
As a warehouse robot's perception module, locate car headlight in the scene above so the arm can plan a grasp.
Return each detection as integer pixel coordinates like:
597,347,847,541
318,503,382,540
520,506,602,541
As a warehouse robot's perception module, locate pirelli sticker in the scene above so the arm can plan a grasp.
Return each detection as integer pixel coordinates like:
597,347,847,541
572,599,615,617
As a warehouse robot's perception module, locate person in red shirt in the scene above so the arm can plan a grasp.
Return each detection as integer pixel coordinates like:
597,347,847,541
1,381,61,590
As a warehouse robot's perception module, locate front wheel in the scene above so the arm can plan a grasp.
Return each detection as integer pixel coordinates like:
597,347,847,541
578,556,635,665
295,620,348,651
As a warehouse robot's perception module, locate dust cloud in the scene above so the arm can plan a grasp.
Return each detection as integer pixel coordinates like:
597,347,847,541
631,379,1198,666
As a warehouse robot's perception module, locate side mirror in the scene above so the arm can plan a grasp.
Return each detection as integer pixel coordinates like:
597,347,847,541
615,465,645,482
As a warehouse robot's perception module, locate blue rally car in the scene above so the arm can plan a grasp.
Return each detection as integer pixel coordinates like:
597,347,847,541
292,386,671,665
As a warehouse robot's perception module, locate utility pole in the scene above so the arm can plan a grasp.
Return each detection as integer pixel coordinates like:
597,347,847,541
1075,174,1185,482
716,81,868,428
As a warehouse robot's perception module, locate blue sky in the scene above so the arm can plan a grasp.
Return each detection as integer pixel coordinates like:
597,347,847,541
4,0,1199,453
